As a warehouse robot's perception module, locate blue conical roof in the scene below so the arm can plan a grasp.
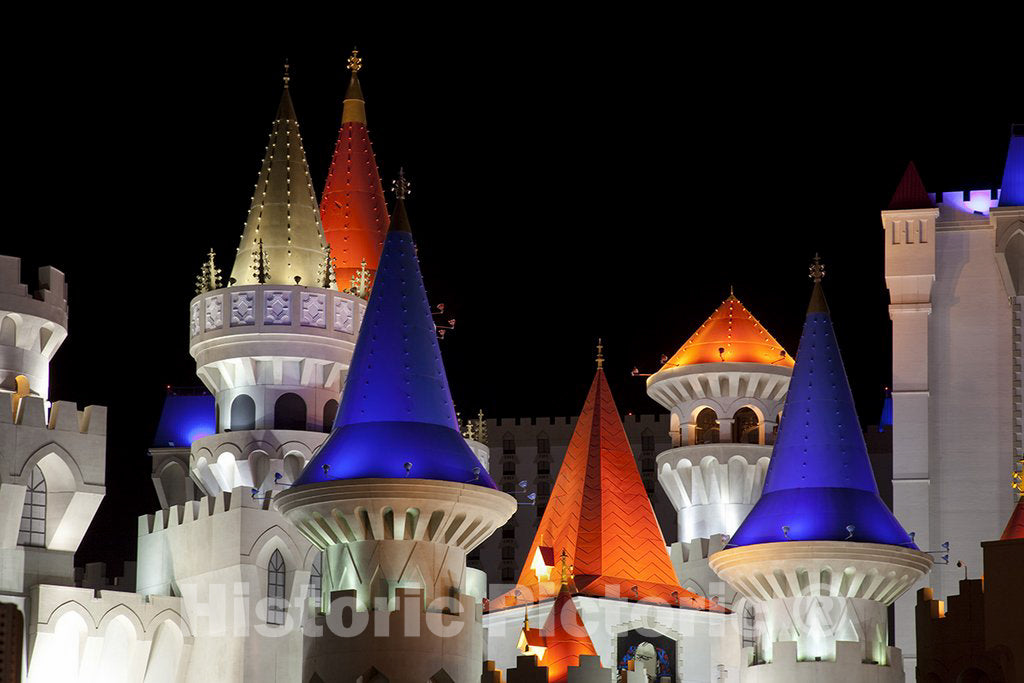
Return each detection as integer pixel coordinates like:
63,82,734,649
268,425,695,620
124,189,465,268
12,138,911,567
728,279,916,548
294,197,496,488
998,124,1023,207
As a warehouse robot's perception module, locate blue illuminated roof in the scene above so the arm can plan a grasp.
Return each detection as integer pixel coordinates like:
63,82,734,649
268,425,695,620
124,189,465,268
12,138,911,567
152,392,215,447
728,281,916,548
294,197,495,488
998,124,1023,207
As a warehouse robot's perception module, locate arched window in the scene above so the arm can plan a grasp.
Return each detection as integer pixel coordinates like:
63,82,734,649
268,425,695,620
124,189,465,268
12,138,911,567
695,408,720,444
274,393,307,431
322,399,339,433
18,465,46,547
502,433,516,454
267,549,286,626
229,394,256,431
0,315,16,346
641,428,655,455
536,434,550,455
309,552,323,605
734,407,760,444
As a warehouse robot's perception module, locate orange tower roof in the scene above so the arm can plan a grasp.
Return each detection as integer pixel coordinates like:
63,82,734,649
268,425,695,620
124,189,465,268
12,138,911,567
492,367,722,613
320,50,390,289
528,584,599,683
661,292,793,369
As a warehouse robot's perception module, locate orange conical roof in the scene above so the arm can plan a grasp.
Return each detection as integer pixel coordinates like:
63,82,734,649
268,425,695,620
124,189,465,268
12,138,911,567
1000,496,1024,540
320,51,390,289
662,292,793,369
537,584,598,683
492,369,721,612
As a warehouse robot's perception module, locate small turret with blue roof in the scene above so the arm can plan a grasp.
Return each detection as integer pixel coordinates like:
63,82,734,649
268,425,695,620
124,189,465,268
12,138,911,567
292,170,496,489
998,123,1023,207
727,256,917,548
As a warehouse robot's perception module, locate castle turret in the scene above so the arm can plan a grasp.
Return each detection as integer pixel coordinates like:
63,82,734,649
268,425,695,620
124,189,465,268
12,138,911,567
647,292,793,546
709,260,932,682
319,49,390,290
188,70,366,493
0,255,106,620
274,176,516,683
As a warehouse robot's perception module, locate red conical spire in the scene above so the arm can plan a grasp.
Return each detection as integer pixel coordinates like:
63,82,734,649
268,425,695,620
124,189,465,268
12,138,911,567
537,583,598,683
492,353,721,612
320,49,390,290
888,161,934,210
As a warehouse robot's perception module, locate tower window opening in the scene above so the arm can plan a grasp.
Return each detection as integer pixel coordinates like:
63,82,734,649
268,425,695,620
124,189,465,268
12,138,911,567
537,458,550,475
733,407,761,444
695,408,720,444
502,459,516,476
229,394,256,431
267,549,287,626
641,429,655,455
274,393,307,431
502,434,516,454
537,435,550,455
322,399,339,433
309,552,322,605
18,465,46,547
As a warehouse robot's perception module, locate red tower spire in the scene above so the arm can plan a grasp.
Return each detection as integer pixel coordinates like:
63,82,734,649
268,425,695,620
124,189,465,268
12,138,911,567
320,49,390,290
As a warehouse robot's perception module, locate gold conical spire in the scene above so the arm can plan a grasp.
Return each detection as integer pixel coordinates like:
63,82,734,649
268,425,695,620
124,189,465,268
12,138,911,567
342,48,367,124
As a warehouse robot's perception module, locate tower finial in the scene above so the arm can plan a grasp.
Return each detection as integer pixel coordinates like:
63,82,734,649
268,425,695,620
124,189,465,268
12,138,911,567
809,253,825,283
729,284,735,298
392,167,411,200
348,48,363,73
283,59,290,88
1013,454,1024,495
559,548,572,586
596,338,604,369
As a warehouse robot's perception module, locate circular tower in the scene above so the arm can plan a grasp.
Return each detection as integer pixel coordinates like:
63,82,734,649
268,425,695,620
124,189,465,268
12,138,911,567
0,257,68,400
186,78,364,493
647,291,794,543
709,264,932,682
275,187,516,683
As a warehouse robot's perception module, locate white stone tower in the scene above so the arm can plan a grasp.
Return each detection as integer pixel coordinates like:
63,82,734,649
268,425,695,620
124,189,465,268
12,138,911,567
646,292,792,605
880,130,1023,678
137,71,364,683
275,180,517,683
0,254,107,678
710,262,932,683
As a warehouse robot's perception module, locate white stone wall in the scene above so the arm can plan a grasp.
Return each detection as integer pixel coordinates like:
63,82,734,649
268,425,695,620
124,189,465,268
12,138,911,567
882,198,1020,679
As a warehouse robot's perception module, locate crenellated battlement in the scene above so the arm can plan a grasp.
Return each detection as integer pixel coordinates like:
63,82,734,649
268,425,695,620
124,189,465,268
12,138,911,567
740,640,904,681
138,485,278,536
0,255,68,315
2,395,107,435
674,534,728,567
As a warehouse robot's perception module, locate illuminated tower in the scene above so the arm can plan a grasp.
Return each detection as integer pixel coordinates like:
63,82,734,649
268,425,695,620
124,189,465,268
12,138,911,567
485,351,736,682
646,291,794,546
320,49,390,290
710,261,932,683
0,256,106,682
880,126,1023,675
275,177,516,683
137,69,367,683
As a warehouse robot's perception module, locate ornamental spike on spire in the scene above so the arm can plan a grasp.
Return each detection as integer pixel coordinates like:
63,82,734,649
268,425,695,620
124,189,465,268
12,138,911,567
728,256,917,548
294,174,495,488
595,338,604,369
320,48,390,289
229,72,326,286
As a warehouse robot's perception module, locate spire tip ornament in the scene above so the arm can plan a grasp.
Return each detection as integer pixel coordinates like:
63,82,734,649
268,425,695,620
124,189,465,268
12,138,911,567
283,59,290,88
596,338,604,369
347,48,362,73
809,253,825,283
392,168,411,199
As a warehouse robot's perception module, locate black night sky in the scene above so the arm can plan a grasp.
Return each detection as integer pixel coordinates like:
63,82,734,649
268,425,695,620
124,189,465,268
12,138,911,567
5,34,1022,572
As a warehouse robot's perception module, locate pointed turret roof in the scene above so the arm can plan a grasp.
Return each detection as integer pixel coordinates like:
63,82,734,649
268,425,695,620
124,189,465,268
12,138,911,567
492,364,720,611
888,161,934,210
532,583,599,683
1000,496,1024,541
293,180,495,488
729,261,916,548
661,292,793,369
997,123,1023,207
320,50,390,290
230,70,327,287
